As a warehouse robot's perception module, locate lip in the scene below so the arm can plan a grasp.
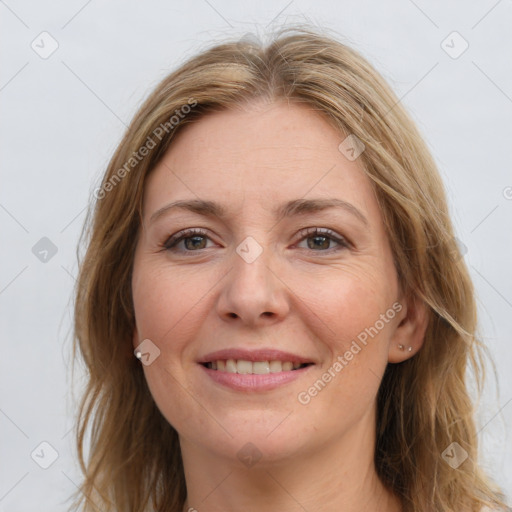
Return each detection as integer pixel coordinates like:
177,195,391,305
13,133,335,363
197,348,316,392
197,348,314,365
199,363,313,392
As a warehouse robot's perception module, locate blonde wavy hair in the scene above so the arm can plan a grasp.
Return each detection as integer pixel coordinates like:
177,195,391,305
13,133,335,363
69,25,509,512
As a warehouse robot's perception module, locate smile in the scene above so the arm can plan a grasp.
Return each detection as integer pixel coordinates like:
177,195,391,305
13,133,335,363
202,359,312,374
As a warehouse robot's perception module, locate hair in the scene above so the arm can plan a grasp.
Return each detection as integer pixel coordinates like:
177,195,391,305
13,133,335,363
69,25,509,512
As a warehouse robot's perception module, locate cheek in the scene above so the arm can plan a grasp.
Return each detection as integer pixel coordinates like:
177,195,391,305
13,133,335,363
132,262,209,347
132,263,208,430
296,261,397,344
291,265,397,408
295,280,396,430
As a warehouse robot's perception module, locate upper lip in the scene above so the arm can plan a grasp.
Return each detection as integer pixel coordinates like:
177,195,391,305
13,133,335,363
197,348,314,364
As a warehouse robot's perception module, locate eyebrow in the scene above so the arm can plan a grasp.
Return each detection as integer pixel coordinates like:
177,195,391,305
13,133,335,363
149,198,369,227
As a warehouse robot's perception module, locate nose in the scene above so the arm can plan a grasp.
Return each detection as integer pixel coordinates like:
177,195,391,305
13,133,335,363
216,240,290,328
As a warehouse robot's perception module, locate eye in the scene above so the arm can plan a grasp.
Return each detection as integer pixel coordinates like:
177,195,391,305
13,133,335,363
162,227,351,254
162,228,213,252
295,227,350,252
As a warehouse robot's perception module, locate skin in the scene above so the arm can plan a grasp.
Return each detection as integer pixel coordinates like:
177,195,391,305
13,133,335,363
131,99,429,512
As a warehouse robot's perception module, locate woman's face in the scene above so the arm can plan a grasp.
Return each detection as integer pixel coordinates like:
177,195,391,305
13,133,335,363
132,100,409,466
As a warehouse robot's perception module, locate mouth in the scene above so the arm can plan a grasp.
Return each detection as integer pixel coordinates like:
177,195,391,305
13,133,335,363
197,349,315,391
201,359,313,374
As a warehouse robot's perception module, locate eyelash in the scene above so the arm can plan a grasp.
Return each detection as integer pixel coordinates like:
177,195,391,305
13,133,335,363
162,227,351,254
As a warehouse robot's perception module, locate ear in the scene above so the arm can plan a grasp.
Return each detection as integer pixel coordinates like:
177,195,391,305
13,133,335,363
388,292,429,363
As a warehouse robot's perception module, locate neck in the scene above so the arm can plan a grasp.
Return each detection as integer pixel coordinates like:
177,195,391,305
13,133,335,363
180,409,402,512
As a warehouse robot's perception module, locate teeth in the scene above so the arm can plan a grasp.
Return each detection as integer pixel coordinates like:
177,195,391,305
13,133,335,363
208,359,308,374
253,361,270,374
226,359,237,373
269,360,282,373
236,360,252,374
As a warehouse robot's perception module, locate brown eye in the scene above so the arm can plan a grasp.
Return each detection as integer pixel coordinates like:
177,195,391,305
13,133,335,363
296,227,350,252
307,235,331,250
163,229,212,252
182,235,208,250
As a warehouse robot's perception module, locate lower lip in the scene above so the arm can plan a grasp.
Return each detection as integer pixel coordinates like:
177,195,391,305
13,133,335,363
199,364,313,392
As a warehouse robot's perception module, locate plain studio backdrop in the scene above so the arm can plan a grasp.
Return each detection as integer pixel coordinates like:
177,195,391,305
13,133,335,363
1,1,511,510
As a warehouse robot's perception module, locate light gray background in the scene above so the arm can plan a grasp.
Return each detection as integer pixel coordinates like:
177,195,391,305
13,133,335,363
1,1,511,510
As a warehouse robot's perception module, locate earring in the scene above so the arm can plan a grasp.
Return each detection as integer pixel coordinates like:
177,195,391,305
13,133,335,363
398,344,405,351
408,346,413,352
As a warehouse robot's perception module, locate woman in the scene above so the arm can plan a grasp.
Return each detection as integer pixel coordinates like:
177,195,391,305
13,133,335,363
70,26,509,512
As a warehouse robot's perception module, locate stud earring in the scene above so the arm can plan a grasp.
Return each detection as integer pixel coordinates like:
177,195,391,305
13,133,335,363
398,344,405,351
408,346,413,352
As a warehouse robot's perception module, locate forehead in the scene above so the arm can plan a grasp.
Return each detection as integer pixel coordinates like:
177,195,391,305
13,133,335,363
142,101,380,224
